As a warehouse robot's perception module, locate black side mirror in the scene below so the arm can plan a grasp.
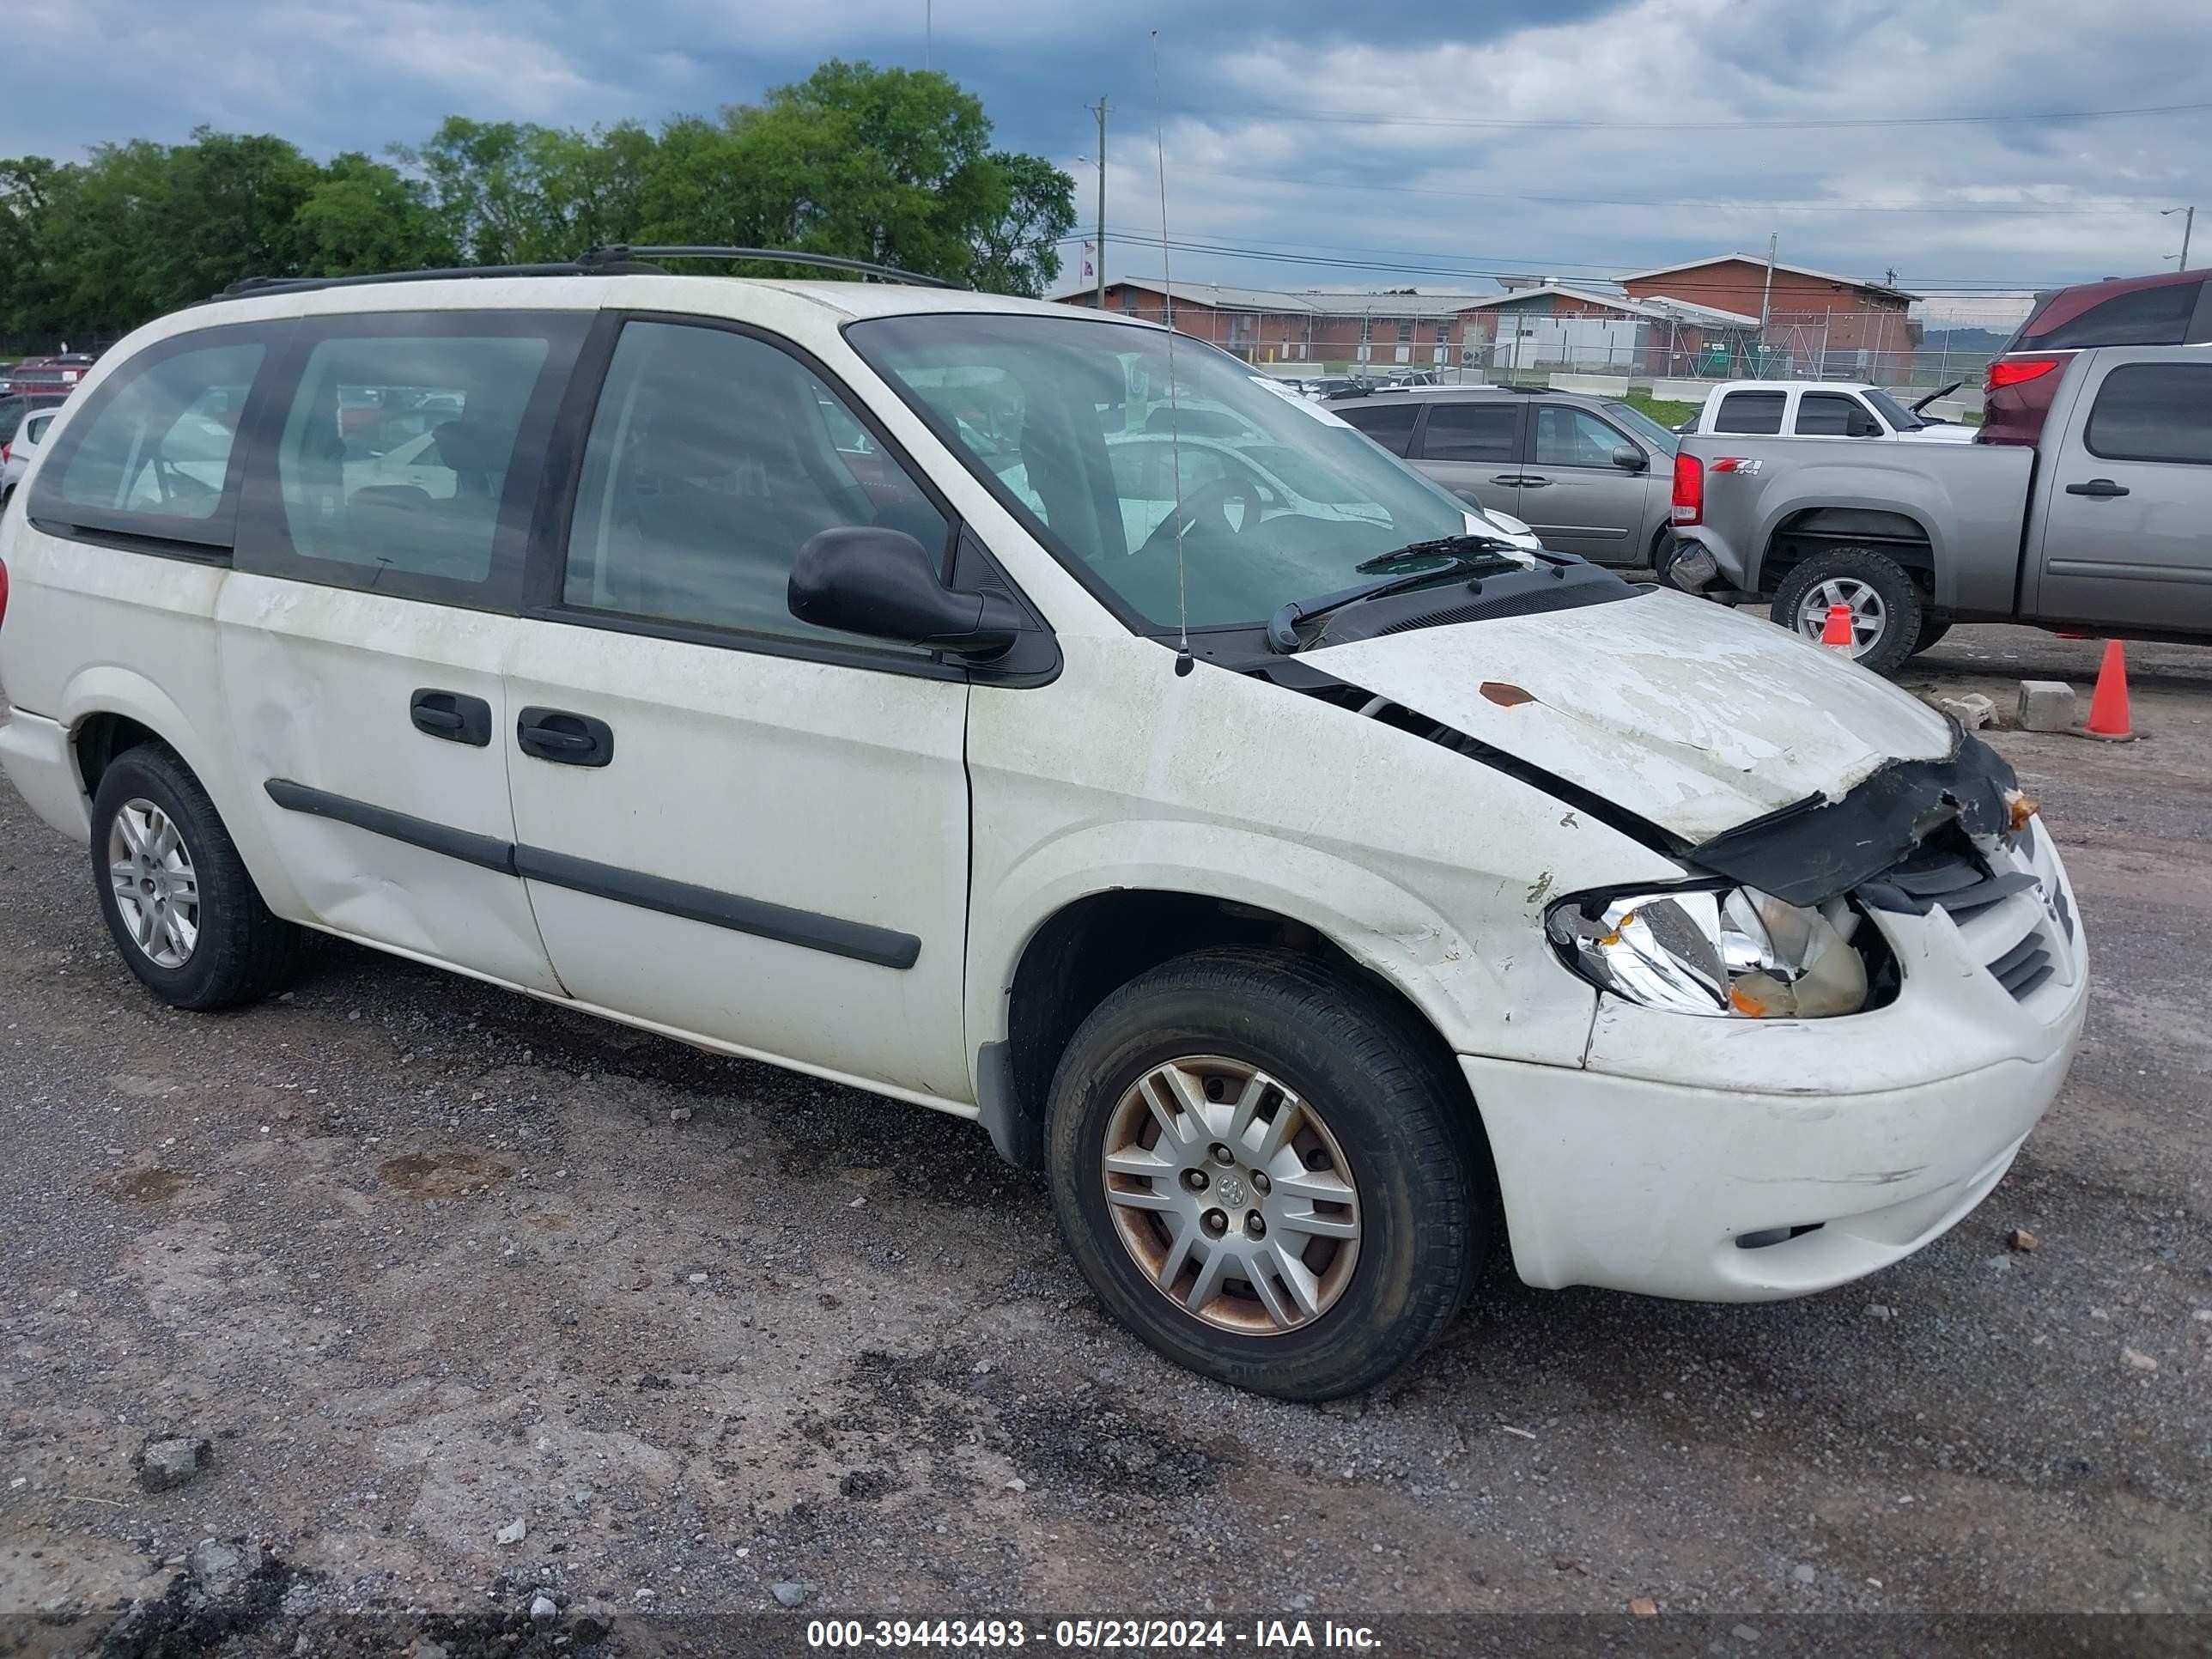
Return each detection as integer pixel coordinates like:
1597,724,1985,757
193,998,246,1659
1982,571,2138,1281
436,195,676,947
788,526,1024,660
1612,445,1647,472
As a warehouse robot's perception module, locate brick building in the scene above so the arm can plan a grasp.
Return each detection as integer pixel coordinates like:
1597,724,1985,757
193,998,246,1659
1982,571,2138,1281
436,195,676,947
1615,255,1920,375
1054,281,1492,365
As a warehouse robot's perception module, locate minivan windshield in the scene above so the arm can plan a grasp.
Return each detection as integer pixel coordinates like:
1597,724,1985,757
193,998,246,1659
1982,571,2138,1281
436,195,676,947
848,313,1492,631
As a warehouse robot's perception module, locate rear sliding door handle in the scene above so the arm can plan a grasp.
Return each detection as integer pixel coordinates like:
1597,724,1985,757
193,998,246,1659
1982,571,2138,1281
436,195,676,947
516,707,615,768
410,689,492,747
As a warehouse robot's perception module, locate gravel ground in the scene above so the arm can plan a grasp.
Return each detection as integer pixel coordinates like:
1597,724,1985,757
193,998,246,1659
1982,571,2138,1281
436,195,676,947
0,623,2207,1656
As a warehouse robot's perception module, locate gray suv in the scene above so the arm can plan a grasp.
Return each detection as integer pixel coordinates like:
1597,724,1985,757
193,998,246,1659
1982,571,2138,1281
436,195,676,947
1329,386,1679,568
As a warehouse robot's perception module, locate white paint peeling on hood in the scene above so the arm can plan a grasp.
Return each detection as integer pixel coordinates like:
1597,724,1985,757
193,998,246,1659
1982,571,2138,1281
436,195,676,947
1307,587,1954,843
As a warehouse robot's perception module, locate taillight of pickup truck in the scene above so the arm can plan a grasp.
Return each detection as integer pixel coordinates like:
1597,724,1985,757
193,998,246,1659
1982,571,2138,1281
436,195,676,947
1981,354,2071,447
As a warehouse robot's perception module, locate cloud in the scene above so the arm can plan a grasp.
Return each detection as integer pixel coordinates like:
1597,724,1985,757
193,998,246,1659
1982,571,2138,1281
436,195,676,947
1088,0,2210,301
6,0,2206,299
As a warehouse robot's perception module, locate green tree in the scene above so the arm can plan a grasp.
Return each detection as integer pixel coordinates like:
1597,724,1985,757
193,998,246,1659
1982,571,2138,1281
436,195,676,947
970,150,1077,296
295,152,456,276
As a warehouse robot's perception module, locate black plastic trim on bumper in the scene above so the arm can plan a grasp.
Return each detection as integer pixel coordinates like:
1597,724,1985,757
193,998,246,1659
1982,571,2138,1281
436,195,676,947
262,779,918,970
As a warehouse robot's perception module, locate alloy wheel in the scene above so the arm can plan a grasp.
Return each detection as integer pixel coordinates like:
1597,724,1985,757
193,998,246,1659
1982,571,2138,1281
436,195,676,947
106,799,199,969
1795,576,1887,659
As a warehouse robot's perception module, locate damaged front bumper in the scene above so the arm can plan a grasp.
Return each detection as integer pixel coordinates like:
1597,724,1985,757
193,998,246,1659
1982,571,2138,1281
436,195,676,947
1471,814,2087,1301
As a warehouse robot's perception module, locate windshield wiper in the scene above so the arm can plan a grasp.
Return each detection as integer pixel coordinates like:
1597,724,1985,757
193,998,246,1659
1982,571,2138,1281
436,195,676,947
1266,536,1518,653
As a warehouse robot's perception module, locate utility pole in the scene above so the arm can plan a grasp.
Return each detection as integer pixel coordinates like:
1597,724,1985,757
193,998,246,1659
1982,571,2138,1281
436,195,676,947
2165,205,2195,270
1092,96,1109,310
1759,232,1778,331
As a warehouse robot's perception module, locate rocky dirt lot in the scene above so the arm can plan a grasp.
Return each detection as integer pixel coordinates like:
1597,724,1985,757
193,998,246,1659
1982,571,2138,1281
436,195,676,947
0,626,2207,1658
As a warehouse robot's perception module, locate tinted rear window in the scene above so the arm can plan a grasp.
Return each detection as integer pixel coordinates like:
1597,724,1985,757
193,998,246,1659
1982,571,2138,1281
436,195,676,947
2084,363,2212,465
2037,282,2198,349
1419,402,1518,462
34,332,266,540
1334,401,1421,456
1713,390,1785,434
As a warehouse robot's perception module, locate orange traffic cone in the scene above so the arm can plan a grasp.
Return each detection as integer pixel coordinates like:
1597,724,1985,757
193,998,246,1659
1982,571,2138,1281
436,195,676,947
2083,639,2135,740
1820,602,1854,650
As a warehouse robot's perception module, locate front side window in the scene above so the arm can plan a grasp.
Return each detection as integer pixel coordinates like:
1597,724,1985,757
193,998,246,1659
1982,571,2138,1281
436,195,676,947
35,332,266,539
1534,406,1631,467
263,319,580,597
562,320,949,647
848,313,1482,632
2085,363,2212,465
1712,390,1785,434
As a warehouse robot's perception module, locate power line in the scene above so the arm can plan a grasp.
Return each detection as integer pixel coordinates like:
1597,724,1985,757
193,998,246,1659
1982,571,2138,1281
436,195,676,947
1169,97,2212,134
1169,165,2181,218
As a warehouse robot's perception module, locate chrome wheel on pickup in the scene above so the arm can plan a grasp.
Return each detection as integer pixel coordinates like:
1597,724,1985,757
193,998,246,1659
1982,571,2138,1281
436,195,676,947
1771,545,1924,676
1792,577,1887,658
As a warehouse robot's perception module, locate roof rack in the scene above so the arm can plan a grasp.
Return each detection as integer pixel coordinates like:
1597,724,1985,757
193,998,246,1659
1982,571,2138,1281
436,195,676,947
579,246,957,289
214,244,957,303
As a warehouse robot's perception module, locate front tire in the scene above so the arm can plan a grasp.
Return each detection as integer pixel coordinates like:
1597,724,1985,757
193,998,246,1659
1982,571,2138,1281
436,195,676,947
1771,546,1924,675
1044,948,1492,1400
90,743,301,1011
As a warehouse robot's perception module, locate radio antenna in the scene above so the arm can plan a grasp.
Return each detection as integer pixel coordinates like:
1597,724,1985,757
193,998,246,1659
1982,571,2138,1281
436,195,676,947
1150,28,1194,677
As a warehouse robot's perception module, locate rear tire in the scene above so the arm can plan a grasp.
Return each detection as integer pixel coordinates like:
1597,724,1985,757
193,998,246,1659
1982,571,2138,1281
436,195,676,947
1771,546,1924,676
1043,947,1492,1401
1909,614,1953,657
89,743,301,1011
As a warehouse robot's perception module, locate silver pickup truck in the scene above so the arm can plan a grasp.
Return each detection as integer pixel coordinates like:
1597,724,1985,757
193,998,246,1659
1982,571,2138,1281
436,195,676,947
1664,344,2212,672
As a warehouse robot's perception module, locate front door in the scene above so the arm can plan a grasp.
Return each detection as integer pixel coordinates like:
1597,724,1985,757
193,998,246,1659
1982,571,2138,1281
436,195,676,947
222,309,586,993
502,316,974,1099
1516,403,1655,563
2031,352,2212,633
1407,398,1524,519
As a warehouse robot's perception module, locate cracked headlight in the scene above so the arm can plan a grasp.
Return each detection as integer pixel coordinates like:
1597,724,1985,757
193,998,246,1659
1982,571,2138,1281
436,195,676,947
1547,884,1869,1018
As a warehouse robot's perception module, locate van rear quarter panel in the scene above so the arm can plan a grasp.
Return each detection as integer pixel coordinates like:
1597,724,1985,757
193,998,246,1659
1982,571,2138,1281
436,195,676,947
0,532,252,841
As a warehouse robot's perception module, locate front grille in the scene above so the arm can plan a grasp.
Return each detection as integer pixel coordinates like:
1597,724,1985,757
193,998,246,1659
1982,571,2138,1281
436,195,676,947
1861,840,2067,1006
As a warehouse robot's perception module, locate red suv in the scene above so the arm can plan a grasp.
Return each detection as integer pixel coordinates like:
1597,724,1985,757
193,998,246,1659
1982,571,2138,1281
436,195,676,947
1980,270,2212,446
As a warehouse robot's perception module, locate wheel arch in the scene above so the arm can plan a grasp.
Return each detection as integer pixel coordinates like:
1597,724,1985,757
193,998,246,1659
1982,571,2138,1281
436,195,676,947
60,668,222,801
981,884,1484,1172
1763,507,1936,598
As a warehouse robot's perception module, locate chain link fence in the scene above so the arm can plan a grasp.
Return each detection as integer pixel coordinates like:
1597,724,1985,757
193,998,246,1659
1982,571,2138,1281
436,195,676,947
1102,289,1994,411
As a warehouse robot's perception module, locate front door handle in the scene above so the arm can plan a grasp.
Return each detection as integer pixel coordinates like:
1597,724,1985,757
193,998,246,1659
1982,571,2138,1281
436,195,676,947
517,707,614,769
1490,475,1526,486
2064,478,2130,498
410,689,491,747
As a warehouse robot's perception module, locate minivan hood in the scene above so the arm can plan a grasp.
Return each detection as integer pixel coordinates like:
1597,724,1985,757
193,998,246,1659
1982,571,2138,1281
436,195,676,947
1306,587,1954,844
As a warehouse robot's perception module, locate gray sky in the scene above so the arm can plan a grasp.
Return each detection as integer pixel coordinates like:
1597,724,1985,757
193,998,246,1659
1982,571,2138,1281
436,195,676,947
13,0,2208,312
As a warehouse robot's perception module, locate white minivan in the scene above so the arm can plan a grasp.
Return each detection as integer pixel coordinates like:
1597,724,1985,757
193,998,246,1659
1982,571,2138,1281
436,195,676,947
0,255,2087,1399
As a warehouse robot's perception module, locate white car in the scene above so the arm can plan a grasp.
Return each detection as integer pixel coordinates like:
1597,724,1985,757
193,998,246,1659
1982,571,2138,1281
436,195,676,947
1684,380,1977,442
0,260,2086,1399
0,404,61,499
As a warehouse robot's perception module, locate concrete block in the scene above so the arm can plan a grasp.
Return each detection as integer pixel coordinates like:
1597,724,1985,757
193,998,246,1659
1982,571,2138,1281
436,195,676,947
2017,679,2076,732
1936,692,1996,730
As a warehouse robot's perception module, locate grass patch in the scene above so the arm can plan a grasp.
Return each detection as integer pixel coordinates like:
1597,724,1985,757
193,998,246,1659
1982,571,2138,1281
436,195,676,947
1621,394,1698,429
